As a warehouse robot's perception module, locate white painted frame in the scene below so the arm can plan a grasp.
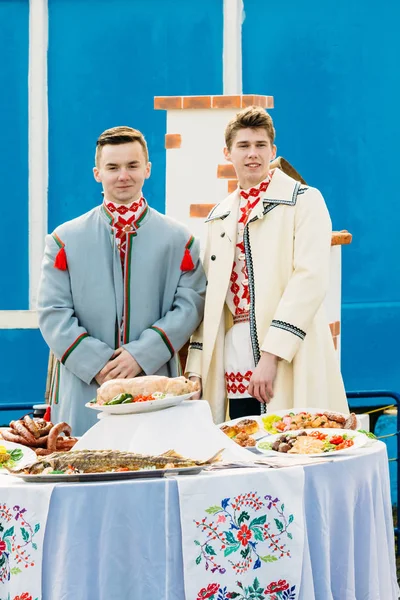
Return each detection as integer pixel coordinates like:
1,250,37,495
223,0,243,94
0,0,48,329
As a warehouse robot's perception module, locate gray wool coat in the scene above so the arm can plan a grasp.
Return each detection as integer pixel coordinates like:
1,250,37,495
37,202,206,436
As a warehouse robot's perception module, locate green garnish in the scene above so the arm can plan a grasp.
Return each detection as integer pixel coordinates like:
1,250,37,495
9,449,23,461
357,429,377,439
50,470,65,474
258,442,273,450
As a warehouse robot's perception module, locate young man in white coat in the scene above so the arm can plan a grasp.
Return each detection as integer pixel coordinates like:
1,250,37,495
186,106,349,423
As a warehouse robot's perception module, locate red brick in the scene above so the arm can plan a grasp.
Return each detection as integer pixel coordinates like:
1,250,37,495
228,179,238,193
182,96,212,109
190,204,215,218
212,95,242,109
165,134,182,149
217,164,236,179
331,230,353,246
154,96,182,110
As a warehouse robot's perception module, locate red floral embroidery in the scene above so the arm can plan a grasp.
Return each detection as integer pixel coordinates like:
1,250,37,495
265,580,290,593
237,524,252,546
0,540,6,554
13,594,33,600
197,582,220,599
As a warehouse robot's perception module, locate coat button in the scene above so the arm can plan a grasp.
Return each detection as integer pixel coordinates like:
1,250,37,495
211,255,216,261
220,232,225,238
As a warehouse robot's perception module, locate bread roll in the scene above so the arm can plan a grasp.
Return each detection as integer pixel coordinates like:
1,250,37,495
96,375,200,405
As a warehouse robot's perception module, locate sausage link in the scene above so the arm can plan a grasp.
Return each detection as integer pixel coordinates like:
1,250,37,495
47,422,72,452
55,437,77,450
35,448,54,456
23,415,41,439
0,428,28,445
35,420,54,436
10,421,37,445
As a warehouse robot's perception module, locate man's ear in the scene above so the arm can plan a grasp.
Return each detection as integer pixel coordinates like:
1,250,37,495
271,145,277,162
223,147,232,163
93,167,102,183
145,161,152,180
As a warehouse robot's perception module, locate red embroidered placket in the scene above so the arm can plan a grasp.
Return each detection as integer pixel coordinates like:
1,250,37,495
225,175,273,397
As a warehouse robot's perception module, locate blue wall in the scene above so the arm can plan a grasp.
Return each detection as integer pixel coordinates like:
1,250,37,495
47,0,223,230
242,0,400,395
0,0,29,310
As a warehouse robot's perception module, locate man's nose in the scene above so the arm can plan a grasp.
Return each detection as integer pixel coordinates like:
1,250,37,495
247,146,258,157
118,168,130,179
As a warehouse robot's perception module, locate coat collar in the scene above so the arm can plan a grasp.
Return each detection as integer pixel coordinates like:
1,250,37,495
205,189,240,242
205,168,301,227
259,167,301,205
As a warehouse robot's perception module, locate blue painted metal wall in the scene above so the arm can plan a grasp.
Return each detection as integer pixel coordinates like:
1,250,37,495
47,0,223,229
242,0,400,395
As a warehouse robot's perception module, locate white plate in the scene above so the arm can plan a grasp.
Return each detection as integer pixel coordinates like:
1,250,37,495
256,428,368,458
0,440,37,471
11,464,205,483
260,408,362,434
85,392,196,415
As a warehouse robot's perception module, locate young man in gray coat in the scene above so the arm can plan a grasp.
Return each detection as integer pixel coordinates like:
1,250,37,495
38,126,206,436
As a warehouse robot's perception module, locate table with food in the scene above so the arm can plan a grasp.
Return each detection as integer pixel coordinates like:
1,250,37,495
0,375,397,600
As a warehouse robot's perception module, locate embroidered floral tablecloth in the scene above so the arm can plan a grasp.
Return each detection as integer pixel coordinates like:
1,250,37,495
177,467,305,600
0,477,54,600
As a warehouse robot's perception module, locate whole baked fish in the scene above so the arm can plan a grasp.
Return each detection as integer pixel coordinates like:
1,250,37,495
11,448,224,475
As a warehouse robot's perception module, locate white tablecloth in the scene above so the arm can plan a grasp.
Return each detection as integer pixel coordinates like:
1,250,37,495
0,441,394,599
75,400,254,461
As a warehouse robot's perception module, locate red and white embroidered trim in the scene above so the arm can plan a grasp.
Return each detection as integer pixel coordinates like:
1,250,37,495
233,312,250,324
225,370,253,395
105,197,147,265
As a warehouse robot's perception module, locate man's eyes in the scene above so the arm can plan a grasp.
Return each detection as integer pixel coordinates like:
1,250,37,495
107,165,138,170
237,143,267,148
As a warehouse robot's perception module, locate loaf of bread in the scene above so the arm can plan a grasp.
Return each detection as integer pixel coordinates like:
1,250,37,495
96,375,200,405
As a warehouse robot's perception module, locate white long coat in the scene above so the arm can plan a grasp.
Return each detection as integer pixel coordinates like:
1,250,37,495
186,168,349,423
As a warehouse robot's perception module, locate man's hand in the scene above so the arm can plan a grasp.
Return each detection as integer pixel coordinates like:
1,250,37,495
189,376,202,400
248,352,279,404
96,348,142,383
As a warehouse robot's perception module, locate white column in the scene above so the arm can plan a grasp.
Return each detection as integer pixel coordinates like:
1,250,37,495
28,0,48,310
0,0,48,328
223,0,243,94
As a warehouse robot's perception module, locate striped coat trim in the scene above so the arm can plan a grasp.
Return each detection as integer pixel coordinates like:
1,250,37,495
101,204,114,225
186,235,195,250
52,233,65,249
123,234,134,344
270,320,306,340
150,326,174,358
49,360,61,405
61,333,89,364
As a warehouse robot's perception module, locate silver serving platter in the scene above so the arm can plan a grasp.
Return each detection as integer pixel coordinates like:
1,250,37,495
11,465,205,483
